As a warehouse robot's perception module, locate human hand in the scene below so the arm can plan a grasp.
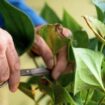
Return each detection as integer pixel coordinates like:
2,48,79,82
31,25,74,80
0,28,20,92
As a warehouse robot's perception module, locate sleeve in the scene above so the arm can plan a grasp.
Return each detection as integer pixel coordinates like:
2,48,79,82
8,0,47,26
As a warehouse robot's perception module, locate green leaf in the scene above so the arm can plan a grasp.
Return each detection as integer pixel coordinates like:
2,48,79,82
86,101,97,105
92,89,105,103
92,0,105,23
73,48,105,94
68,30,89,61
27,76,40,85
62,10,82,32
83,16,105,44
0,0,34,55
89,38,99,50
71,30,89,48
40,3,61,24
39,83,55,105
39,24,69,54
58,72,74,87
19,82,34,100
53,84,77,105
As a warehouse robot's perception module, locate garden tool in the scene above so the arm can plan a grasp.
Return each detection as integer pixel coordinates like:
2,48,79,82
0,67,50,87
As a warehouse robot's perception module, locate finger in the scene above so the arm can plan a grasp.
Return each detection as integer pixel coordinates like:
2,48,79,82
6,39,20,92
62,27,72,37
32,35,54,69
52,46,68,80
0,53,9,83
64,62,75,74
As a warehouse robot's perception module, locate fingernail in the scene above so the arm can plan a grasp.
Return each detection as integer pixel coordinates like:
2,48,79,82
11,84,19,92
52,71,61,80
63,28,72,37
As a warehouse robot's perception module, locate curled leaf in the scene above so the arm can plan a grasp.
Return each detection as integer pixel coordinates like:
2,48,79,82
83,16,105,44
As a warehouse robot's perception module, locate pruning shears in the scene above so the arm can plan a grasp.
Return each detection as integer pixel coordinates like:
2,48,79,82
0,67,50,87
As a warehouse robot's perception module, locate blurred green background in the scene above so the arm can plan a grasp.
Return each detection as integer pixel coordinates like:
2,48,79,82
0,0,96,105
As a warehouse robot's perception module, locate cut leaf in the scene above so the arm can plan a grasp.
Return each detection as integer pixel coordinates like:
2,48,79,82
40,3,61,24
73,48,105,94
0,0,34,55
84,16,105,44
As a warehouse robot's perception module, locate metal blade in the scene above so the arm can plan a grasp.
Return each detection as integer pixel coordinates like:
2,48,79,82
0,67,50,88
20,67,50,76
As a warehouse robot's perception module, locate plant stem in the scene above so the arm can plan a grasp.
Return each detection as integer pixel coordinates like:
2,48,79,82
84,89,90,105
98,95,105,105
33,57,39,68
100,43,105,53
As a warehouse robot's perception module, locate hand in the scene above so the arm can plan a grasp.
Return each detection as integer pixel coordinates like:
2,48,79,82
0,28,20,92
31,25,74,80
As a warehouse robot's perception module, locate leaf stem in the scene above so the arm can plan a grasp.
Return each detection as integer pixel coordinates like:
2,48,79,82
84,89,90,105
98,95,105,105
33,57,39,68
100,43,105,53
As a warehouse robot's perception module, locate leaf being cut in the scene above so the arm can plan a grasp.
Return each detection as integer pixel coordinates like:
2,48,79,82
38,24,69,54
0,0,34,55
73,48,105,94
84,16,105,44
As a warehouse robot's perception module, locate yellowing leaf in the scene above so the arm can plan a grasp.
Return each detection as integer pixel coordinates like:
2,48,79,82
39,24,70,54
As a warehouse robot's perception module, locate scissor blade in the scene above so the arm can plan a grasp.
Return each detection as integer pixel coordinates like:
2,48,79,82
20,67,50,76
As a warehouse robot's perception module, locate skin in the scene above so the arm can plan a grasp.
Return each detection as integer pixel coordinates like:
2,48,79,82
32,26,73,80
0,26,73,92
0,28,20,92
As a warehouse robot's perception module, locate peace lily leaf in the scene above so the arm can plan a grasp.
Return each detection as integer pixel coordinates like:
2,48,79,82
40,3,61,24
80,89,94,104
62,10,82,32
68,30,89,61
92,89,105,103
71,30,89,48
83,16,105,44
38,24,69,54
19,82,34,100
73,48,105,94
27,76,41,85
0,0,34,55
92,0,105,22
86,101,97,105
58,72,74,87
89,38,99,50
38,82,55,105
53,84,76,105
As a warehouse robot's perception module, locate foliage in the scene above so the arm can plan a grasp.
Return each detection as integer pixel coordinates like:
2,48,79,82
0,0,34,55
19,1,105,105
2,0,105,105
